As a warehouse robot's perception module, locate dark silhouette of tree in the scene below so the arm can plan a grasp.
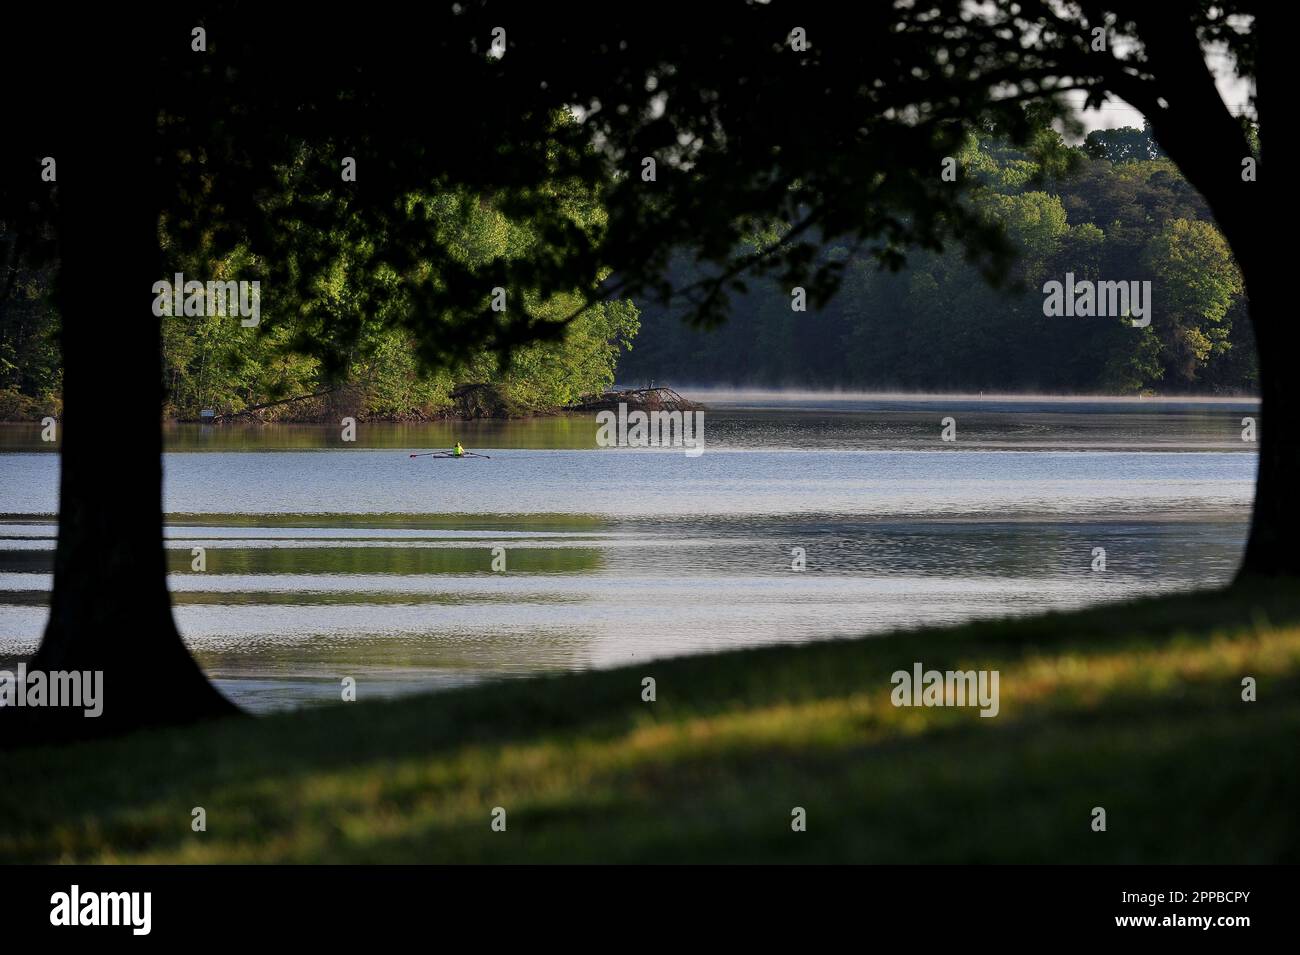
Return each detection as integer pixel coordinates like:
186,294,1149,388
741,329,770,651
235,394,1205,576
0,1,1275,740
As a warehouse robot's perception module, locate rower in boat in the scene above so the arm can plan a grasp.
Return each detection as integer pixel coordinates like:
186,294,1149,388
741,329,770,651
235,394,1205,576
409,445,490,460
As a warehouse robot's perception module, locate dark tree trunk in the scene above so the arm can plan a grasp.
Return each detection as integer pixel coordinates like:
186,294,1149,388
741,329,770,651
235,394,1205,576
1126,11,1290,579
6,35,238,746
1235,252,1296,579
1188,223,1293,581
1231,18,1291,579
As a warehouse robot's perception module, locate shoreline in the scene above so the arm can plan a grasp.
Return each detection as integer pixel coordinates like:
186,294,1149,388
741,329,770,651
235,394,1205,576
0,388,1261,425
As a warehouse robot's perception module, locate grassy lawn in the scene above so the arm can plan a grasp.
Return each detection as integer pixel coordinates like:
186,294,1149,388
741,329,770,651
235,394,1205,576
3,581,1298,863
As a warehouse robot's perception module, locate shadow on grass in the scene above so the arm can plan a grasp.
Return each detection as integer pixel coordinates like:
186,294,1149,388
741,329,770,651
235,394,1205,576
3,579,1298,862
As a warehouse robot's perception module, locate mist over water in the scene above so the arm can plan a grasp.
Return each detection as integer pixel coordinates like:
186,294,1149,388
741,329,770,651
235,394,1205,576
653,387,1260,408
0,395,1256,712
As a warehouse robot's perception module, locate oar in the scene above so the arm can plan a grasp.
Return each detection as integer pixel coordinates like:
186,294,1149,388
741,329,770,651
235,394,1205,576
408,450,492,459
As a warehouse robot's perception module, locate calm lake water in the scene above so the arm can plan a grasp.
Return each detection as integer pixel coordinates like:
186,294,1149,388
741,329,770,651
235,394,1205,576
0,393,1259,712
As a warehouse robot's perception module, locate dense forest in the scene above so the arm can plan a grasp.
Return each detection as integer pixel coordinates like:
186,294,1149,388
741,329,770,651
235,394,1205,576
621,123,1255,395
0,124,1253,421
1,174,639,421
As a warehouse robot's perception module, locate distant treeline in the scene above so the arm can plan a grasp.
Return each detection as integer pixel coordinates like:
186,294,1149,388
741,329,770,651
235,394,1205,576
619,124,1256,395
0,125,1254,420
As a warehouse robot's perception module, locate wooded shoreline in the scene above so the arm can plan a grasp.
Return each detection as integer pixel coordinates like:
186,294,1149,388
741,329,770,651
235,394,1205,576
162,385,704,424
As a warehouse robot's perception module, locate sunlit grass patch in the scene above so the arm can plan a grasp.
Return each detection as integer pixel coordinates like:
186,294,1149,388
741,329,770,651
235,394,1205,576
3,581,1298,863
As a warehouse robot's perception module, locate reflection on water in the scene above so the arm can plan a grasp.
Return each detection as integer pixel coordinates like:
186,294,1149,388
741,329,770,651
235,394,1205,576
0,396,1257,712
